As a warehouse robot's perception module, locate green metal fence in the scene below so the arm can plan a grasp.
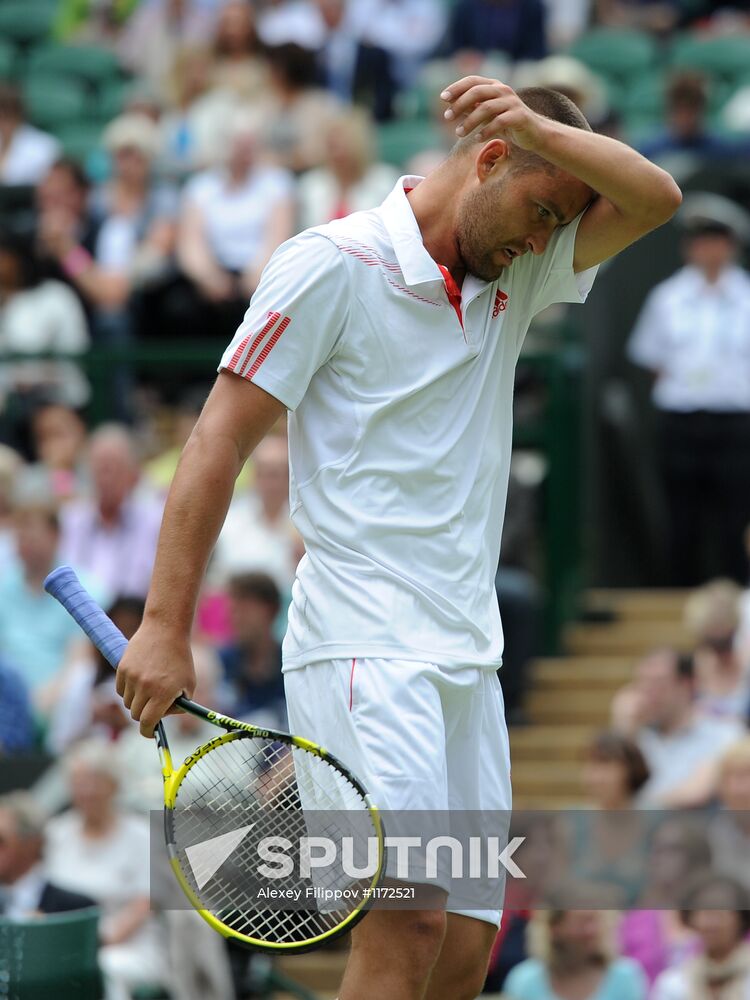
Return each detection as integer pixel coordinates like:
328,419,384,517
7,341,583,651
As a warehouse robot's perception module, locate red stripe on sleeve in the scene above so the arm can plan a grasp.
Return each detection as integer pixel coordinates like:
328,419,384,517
237,312,282,377
246,316,291,379
225,332,253,372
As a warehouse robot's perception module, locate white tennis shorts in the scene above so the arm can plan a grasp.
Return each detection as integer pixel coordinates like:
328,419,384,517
284,658,512,926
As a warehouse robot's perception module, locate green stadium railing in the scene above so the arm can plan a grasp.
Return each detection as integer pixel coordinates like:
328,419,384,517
5,341,583,652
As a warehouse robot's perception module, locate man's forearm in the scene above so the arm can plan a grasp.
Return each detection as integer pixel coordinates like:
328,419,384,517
530,119,681,224
142,375,287,636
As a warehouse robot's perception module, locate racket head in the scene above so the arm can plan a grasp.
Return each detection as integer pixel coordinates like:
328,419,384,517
162,729,385,952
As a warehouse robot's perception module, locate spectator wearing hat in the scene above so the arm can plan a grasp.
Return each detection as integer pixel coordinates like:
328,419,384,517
0,84,60,187
40,114,178,347
627,193,750,585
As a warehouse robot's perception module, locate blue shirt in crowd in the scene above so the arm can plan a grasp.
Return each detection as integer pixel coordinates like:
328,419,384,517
504,957,648,1000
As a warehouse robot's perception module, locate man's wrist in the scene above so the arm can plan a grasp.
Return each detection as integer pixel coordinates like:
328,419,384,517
142,604,194,636
522,115,563,157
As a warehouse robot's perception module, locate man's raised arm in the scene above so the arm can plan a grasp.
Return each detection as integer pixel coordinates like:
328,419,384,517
441,76,683,271
116,372,286,736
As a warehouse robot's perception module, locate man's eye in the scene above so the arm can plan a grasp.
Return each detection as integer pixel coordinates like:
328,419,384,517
537,205,550,219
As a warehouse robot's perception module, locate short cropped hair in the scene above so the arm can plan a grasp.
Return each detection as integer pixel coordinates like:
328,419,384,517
453,85,592,168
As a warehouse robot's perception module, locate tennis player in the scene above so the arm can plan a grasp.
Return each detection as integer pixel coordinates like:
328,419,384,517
117,78,681,999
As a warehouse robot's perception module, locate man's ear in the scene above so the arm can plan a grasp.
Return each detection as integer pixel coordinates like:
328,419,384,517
476,139,510,180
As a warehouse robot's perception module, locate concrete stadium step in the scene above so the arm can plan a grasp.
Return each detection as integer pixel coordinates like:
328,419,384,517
585,588,690,622
511,761,583,796
530,657,633,689
276,951,348,992
526,688,613,725
510,725,595,761
563,620,691,656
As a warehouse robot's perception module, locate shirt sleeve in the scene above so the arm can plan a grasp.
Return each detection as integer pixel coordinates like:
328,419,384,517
218,231,350,410
515,210,599,318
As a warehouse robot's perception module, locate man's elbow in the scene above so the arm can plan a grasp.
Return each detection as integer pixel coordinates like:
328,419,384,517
646,171,683,227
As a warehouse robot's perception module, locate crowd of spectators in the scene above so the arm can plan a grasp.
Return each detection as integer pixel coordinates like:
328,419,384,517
3,0,750,998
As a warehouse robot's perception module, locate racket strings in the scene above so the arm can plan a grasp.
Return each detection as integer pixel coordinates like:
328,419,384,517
169,736,380,945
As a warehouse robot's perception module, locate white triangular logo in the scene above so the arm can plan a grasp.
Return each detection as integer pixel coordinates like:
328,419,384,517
185,824,255,890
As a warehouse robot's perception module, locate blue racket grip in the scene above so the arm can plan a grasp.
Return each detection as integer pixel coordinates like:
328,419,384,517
44,566,128,668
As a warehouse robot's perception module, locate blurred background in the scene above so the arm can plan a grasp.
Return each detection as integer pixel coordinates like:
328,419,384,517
3,0,750,997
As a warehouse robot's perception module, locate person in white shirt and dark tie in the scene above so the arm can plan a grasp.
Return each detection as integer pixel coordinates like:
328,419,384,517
628,193,750,585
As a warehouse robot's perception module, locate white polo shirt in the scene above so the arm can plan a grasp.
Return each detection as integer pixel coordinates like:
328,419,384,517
219,176,597,671
628,264,750,412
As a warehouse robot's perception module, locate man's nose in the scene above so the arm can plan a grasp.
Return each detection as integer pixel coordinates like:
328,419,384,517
527,229,551,255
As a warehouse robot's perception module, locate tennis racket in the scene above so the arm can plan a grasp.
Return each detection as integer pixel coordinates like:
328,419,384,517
44,566,385,953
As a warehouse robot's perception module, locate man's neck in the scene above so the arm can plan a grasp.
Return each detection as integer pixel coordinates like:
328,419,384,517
406,163,467,285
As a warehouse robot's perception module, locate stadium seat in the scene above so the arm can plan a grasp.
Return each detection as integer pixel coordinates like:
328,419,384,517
669,33,750,84
568,28,658,87
23,74,89,131
96,77,129,122
0,909,102,1000
0,4,53,47
0,39,16,78
621,72,666,131
27,43,122,87
377,119,442,167
56,121,106,173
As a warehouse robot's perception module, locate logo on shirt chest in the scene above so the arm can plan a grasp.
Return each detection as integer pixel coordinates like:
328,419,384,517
492,289,509,318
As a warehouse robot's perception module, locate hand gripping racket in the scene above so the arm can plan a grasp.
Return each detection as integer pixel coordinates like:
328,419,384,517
45,566,385,952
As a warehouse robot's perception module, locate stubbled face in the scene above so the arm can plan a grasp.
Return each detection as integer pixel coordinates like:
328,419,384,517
455,165,592,282
551,910,604,956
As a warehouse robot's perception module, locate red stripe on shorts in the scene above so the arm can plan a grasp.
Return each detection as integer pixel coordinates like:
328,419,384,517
349,658,357,712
